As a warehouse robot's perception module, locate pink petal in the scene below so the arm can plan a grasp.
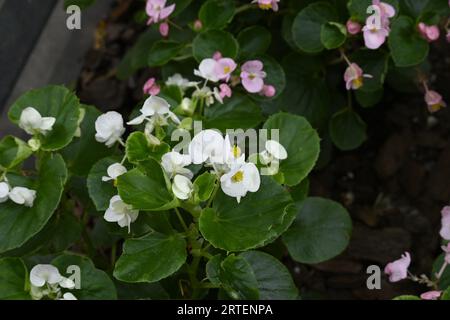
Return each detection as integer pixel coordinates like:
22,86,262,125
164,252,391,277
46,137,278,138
241,60,264,73
242,77,264,93
363,28,388,49
160,4,176,20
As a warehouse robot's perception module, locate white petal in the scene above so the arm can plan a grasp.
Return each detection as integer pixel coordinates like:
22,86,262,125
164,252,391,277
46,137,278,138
62,292,77,300
106,163,127,180
172,175,193,200
0,182,9,203
19,107,43,134
59,277,75,289
30,265,62,287
104,208,124,223
197,59,219,82
127,115,146,125
9,187,36,207
39,117,56,131
265,140,288,160
141,96,171,116
243,163,261,192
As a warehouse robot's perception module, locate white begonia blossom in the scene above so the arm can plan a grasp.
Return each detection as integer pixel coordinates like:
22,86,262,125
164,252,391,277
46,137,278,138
0,182,9,203
172,174,193,200
127,96,180,126
189,129,229,165
58,277,76,289
61,292,77,300
165,73,198,90
8,186,36,207
102,163,127,182
95,111,126,147
30,264,63,287
192,86,216,106
104,195,139,233
161,151,193,179
194,58,220,82
265,140,288,160
19,107,56,135
220,162,261,203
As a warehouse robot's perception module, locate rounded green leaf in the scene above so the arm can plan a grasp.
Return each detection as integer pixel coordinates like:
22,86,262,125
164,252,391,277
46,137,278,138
126,131,170,164
0,136,32,170
114,232,187,283
87,156,121,211
251,55,286,100
329,108,367,151
199,0,235,30
388,16,429,67
263,113,320,186
237,26,272,58
52,253,117,300
148,40,185,67
199,176,294,252
8,85,81,151
0,258,30,300
117,159,178,211
204,94,263,131
240,251,298,300
351,49,389,92
292,2,337,53
320,22,347,49
282,197,352,264
192,30,239,62
355,88,384,108
193,172,217,202
0,153,68,253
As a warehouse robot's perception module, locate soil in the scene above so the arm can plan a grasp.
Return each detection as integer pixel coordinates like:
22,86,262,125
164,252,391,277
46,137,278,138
74,1,450,300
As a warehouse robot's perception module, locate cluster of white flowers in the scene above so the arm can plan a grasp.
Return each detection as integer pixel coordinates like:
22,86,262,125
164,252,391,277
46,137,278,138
0,180,36,207
29,264,77,300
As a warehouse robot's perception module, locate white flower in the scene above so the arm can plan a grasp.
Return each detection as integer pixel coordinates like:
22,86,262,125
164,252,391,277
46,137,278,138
189,129,229,165
127,96,180,126
58,277,75,289
102,163,127,182
260,140,288,165
220,162,260,203
61,292,77,300
172,174,193,200
161,151,193,179
30,265,63,287
19,107,56,135
194,58,220,82
9,186,36,207
95,111,125,147
165,73,198,90
104,195,139,233
192,86,216,106
0,182,9,203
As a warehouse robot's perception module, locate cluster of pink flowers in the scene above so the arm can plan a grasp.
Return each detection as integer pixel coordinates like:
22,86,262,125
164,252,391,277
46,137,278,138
252,0,280,12
240,60,275,97
362,0,396,49
417,23,440,42
142,77,161,96
146,0,176,37
384,206,450,300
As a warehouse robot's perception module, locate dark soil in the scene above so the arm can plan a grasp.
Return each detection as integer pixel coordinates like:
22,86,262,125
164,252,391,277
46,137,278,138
74,1,450,300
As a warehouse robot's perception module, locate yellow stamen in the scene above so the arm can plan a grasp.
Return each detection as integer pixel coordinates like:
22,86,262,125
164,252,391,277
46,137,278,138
232,145,241,158
259,4,272,10
429,103,445,113
352,77,363,89
224,66,231,74
231,171,244,183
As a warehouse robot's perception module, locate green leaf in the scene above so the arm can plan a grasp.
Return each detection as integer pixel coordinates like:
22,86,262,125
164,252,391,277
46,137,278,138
355,88,384,108
117,159,178,211
388,16,429,67
351,49,389,92
292,2,338,53
240,251,298,300
237,26,272,58
0,136,33,169
87,156,121,211
148,41,185,67
0,153,68,253
204,94,263,131
52,253,117,299
114,232,187,283
442,287,450,300
283,197,352,264
251,55,286,100
199,0,235,30
432,254,450,290
329,108,367,151
0,258,29,299
61,105,112,176
320,22,347,50
263,113,321,187
126,132,170,164
192,30,239,62
116,281,169,299
199,176,294,251
400,0,449,21
8,85,81,151
193,172,217,202
393,295,421,300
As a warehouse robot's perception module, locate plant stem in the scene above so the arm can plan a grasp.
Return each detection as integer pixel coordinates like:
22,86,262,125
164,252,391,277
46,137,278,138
110,242,117,269
235,4,253,14
206,181,220,208
175,207,189,232
436,261,448,280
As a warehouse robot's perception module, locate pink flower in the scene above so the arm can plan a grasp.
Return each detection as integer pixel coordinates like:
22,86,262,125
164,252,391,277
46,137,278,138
215,58,237,82
346,20,362,35
420,291,442,300
344,63,372,90
143,78,161,96
418,23,440,42
384,252,411,282
425,90,447,113
362,24,389,49
442,243,450,264
262,85,276,97
146,0,176,25
219,84,232,99
240,60,267,93
212,51,223,61
253,0,280,12
159,22,169,37
440,206,450,240
363,0,395,49
193,19,203,31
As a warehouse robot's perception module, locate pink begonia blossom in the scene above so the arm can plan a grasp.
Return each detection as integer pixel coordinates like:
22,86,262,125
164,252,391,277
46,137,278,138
146,0,175,25
344,63,372,90
442,243,450,264
143,78,161,96
420,291,442,300
425,90,447,113
346,20,362,35
384,252,411,282
215,58,237,82
440,206,450,240
418,23,440,42
262,85,276,97
159,22,169,37
253,0,280,12
193,19,203,31
213,51,222,61
219,84,232,99
240,60,267,93
362,0,395,49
